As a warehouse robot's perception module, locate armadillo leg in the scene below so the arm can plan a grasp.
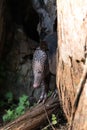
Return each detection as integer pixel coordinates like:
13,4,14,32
51,89,58,98
37,81,47,104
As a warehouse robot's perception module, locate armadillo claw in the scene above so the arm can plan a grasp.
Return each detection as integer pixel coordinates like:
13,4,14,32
37,93,47,104
51,89,58,98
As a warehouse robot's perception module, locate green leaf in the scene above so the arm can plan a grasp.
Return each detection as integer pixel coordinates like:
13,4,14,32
25,100,30,106
19,95,28,106
5,92,13,103
52,120,57,125
6,109,14,116
52,116,57,120
47,91,52,97
51,114,57,125
52,114,57,120
3,109,14,122
15,105,25,115
3,94,29,122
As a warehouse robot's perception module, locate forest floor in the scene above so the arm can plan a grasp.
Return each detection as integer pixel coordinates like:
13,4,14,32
0,103,69,130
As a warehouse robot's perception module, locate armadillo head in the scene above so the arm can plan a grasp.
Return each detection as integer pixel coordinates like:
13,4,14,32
32,47,47,88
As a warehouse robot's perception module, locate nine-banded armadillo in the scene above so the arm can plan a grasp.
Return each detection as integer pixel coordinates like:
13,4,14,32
32,32,57,103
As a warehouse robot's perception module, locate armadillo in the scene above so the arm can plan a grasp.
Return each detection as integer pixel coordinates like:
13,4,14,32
32,32,57,103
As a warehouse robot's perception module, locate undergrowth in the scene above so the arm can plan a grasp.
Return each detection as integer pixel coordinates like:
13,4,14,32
0,92,30,123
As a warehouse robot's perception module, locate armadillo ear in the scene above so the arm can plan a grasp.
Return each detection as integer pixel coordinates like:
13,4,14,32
40,40,48,51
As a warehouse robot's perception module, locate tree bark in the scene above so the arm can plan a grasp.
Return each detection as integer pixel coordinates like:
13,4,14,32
56,0,87,129
0,96,59,130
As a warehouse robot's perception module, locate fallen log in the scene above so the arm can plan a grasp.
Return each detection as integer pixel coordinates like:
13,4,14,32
0,95,59,130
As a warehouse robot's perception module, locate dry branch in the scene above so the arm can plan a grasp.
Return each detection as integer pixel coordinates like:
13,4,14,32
0,95,59,130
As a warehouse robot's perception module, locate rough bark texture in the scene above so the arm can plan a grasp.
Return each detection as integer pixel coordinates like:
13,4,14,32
0,96,59,130
0,0,6,59
57,0,87,129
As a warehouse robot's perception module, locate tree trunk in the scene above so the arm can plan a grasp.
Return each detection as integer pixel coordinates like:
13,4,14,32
0,0,6,59
56,0,87,129
0,96,59,130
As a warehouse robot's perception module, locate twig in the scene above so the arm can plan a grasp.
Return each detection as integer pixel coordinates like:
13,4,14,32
41,124,50,130
43,103,56,130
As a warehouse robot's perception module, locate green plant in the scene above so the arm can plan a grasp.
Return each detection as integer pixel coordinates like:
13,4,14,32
14,94,30,118
47,91,52,98
18,94,29,107
3,109,14,122
3,94,30,123
42,114,57,130
51,114,57,125
0,92,13,108
5,91,13,103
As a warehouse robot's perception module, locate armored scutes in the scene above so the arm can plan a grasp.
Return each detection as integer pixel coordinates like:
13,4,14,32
32,32,57,103
32,47,49,88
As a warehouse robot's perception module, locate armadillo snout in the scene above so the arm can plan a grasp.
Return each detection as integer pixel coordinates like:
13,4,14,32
33,74,43,88
33,83,39,88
